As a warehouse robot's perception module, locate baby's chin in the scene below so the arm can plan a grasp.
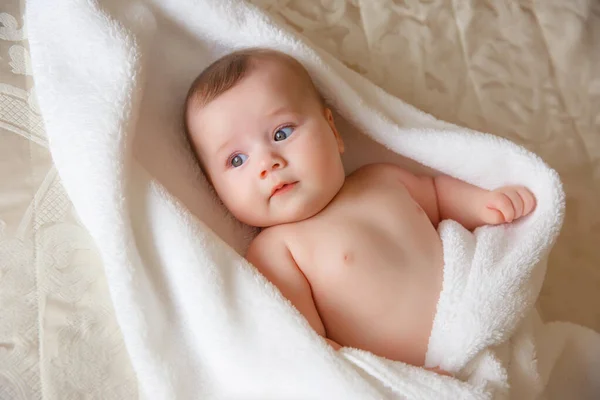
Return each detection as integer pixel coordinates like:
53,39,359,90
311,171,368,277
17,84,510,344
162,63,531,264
236,200,329,228
240,210,317,228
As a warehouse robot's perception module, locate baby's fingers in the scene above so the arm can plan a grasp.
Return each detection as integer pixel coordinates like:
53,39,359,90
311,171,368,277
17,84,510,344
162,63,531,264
487,193,514,222
517,187,536,216
482,207,506,225
502,190,524,220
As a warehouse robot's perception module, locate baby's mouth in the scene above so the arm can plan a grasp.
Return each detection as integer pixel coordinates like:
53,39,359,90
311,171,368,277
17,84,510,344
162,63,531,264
270,181,298,198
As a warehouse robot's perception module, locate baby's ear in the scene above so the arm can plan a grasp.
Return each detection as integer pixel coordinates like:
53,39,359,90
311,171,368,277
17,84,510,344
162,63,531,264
325,108,344,154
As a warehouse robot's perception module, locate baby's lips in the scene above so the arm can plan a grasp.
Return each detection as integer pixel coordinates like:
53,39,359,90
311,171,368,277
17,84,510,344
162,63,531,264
269,181,297,198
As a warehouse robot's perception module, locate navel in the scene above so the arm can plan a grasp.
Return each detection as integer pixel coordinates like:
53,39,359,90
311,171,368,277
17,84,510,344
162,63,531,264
343,251,354,264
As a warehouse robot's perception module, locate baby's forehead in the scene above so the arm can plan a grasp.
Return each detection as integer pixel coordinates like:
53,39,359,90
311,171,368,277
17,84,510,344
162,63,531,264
185,51,323,146
252,56,316,91
200,60,315,113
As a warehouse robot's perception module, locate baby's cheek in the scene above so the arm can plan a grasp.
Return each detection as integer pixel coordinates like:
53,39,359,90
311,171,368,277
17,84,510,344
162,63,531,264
241,187,270,220
229,185,256,209
216,182,248,210
310,141,338,176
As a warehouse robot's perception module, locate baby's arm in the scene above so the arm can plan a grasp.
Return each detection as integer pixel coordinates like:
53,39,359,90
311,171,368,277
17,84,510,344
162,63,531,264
384,164,536,230
433,175,536,230
246,229,337,348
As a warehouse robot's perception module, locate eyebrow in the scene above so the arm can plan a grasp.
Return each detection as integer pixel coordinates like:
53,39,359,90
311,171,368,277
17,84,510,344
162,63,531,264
212,107,298,157
266,108,301,127
267,106,290,118
216,136,236,157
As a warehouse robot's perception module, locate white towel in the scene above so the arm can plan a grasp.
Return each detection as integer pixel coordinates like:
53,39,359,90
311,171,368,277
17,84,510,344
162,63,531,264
26,0,600,398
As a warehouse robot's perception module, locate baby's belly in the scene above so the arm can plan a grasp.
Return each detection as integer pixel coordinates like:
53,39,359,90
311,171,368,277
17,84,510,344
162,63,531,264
304,214,444,366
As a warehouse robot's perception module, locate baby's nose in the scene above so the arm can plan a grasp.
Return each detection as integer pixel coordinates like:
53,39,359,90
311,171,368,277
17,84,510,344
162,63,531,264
259,154,286,179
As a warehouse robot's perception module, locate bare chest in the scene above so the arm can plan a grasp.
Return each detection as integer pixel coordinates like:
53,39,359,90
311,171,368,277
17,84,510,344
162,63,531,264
282,168,445,363
291,178,441,280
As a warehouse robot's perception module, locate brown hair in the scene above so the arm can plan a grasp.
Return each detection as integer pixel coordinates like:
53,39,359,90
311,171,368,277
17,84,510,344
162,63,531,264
183,48,324,174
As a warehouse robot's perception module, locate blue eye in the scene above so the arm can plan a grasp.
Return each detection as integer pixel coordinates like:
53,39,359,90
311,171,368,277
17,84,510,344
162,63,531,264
229,153,248,168
274,126,294,141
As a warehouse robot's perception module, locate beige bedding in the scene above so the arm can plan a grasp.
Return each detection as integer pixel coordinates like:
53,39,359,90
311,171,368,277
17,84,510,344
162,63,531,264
1,0,598,397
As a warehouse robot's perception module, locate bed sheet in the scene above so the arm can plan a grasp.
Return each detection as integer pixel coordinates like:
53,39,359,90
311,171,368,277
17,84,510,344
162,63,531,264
1,0,598,397
0,1,136,398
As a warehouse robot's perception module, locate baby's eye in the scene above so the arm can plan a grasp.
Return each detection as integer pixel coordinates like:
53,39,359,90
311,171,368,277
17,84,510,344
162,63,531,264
274,126,294,142
229,153,248,168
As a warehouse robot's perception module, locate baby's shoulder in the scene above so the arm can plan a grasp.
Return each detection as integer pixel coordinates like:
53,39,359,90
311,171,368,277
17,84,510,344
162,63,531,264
347,162,408,185
248,224,297,251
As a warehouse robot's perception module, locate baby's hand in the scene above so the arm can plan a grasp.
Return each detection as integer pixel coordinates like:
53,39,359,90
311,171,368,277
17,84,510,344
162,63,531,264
481,186,536,225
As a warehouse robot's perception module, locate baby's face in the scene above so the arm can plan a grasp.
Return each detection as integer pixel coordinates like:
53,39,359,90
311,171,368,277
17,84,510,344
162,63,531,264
188,60,345,227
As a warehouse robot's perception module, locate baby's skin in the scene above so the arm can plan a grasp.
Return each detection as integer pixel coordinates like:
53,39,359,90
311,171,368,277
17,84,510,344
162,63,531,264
186,53,536,371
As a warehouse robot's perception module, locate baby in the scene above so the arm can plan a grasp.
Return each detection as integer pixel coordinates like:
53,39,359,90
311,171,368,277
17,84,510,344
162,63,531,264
183,48,536,371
